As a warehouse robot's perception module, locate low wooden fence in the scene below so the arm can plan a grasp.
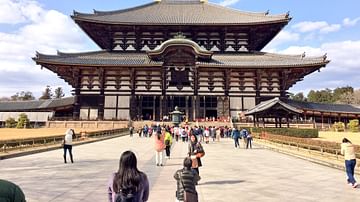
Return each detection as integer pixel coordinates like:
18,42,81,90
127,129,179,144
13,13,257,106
253,133,360,167
0,128,128,153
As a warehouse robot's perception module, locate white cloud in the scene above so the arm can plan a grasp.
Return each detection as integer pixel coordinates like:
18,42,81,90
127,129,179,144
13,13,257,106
343,17,360,27
0,0,42,24
218,0,240,7
292,21,341,34
0,0,89,97
264,30,300,50
274,40,360,93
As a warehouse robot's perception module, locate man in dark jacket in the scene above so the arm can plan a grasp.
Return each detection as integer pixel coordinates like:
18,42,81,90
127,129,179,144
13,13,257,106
174,157,200,202
0,179,26,202
232,127,241,148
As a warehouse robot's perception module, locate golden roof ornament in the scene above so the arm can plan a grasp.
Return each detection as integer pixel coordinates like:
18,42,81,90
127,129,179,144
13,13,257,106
174,32,186,39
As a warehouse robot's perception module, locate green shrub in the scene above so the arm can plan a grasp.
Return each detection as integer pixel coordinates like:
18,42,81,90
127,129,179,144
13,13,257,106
16,113,30,128
5,117,17,128
349,119,359,132
252,127,319,138
332,122,345,132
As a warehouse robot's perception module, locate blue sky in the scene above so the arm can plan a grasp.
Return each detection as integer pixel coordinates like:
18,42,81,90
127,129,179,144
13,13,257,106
0,0,360,98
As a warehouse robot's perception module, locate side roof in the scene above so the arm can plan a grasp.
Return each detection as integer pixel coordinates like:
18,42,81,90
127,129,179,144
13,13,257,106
284,99,360,114
72,0,290,25
0,97,74,111
33,50,328,68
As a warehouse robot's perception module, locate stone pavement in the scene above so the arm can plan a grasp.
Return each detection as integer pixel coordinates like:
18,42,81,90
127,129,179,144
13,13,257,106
0,136,359,202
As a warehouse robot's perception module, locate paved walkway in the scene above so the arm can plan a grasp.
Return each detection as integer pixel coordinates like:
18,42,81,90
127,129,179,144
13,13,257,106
0,136,359,201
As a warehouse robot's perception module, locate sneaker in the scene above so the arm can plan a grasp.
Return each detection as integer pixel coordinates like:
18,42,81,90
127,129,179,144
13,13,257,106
353,183,358,188
160,164,163,166
156,163,159,166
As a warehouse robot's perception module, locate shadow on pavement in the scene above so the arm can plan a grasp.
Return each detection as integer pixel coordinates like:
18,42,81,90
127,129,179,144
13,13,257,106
199,180,245,185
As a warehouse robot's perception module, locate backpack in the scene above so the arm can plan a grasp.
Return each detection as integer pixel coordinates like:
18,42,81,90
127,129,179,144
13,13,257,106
115,190,136,202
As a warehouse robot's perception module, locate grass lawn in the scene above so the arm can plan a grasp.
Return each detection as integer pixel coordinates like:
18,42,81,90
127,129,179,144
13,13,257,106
0,128,98,141
318,131,360,145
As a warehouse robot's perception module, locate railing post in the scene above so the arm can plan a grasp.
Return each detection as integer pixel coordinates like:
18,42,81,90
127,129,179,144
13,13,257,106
3,143,6,153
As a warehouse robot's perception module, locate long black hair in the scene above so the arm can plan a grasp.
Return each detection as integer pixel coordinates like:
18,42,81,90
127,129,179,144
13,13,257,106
342,138,352,144
113,151,143,194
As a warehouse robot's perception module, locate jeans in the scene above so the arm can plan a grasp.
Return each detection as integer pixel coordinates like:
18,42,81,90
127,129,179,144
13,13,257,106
234,138,239,148
246,138,252,149
63,144,73,163
345,159,357,184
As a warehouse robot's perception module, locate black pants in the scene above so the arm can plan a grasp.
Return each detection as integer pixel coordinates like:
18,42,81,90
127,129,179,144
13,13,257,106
63,144,73,163
165,145,171,157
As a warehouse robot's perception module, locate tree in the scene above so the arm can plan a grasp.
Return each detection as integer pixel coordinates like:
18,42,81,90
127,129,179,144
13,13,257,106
337,91,354,104
333,86,353,102
307,89,333,103
353,89,360,105
54,87,65,98
11,91,35,101
290,92,306,101
5,117,17,128
39,85,53,100
16,113,30,128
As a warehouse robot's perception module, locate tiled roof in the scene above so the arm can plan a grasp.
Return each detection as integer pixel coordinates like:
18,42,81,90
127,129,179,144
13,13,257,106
0,97,74,111
72,0,289,25
285,99,360,114
245,98,303,115
34,50,328,68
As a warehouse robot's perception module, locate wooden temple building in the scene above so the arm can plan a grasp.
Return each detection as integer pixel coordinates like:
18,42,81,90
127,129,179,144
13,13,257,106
32,0,330,122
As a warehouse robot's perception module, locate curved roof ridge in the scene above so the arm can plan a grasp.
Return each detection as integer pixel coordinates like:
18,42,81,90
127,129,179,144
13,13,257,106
207,2,289,19
56,50,108,57
92,2,158,16
261,52,328,61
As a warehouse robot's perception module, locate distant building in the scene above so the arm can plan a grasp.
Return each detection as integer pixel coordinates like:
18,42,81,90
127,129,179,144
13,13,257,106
0,97,74,126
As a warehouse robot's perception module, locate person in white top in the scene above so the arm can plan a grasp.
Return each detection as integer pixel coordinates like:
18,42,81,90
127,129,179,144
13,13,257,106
63,129,75,163
340,138,358,188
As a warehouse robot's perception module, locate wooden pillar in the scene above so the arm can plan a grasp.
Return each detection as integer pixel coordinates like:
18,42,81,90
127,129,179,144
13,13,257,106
139,95,143,120
97,68,105,120
275,117,278,128
72,69,81,120
185,96,189,121
287,116,290,128
262,117,265,128
153,96,156,121
253,114,256,127
203,96,206,119
279,117,282,128
160,96,163,121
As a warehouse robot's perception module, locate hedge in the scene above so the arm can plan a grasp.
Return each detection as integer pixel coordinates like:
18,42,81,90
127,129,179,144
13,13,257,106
251,128,318,138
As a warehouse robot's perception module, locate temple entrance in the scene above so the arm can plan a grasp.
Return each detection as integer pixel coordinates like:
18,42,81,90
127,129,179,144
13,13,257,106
142,109,153,120
206,109,217,119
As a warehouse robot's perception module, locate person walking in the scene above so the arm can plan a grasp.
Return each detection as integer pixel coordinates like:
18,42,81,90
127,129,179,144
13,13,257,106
164,128,173,159
231,127,240,149
63,128,74,163
341,138,358,188
174,157,200,202
246,132,253,149
154,129,166,166
0,179,26,202
107,151,149,202
129,126,134,137
188,134,205,175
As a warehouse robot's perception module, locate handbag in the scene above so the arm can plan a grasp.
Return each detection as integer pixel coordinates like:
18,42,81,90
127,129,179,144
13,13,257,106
180,172,198,202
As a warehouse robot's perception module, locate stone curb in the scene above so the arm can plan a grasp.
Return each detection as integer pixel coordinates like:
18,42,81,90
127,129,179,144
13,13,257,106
0,132,128,160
